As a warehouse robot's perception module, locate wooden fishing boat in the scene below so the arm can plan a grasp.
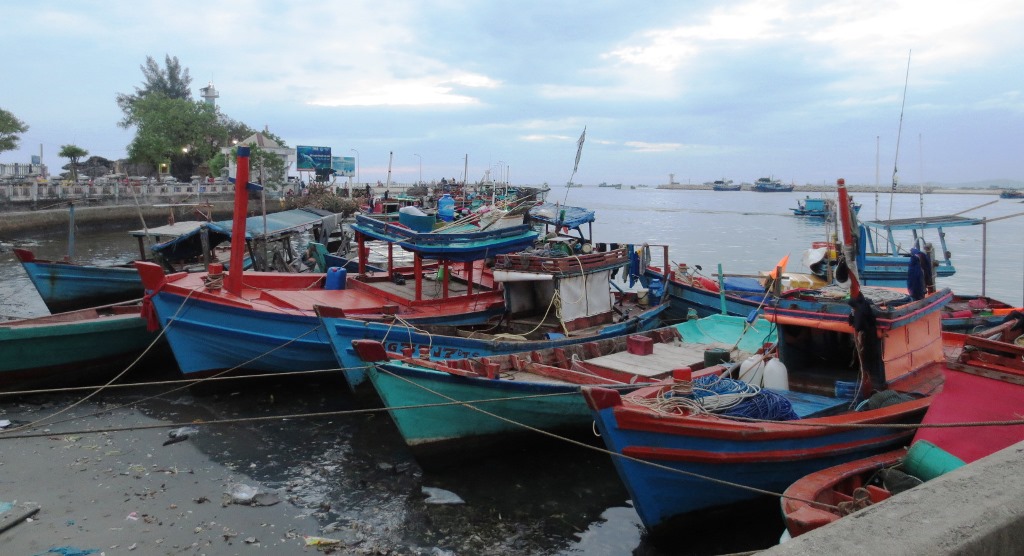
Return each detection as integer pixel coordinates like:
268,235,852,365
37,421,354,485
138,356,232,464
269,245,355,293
651,252,1021,333
752,177,794,192
14,207,339,313
347,313,775,458
583,179,951,536
781,313,1024,538
0,299,159,390
791,195,861,218
711,180,740,191
319,203,670,374
136,147,538,389
318,242,669,372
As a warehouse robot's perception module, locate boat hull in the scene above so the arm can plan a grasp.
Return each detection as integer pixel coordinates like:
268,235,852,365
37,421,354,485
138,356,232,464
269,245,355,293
14,249,143,313
0,308,158,390
588,391,927,533
368,361,593,453
146,287,505,387
323,304,666,370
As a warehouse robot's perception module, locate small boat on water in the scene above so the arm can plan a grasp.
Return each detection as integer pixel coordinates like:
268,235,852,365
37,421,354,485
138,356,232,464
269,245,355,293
347,313,775,459
0,299,160,390
711,180,740,191
752,177,794,192
586,179,950,536
999,189,1024,199
781,312,1024,538
791,195,861,218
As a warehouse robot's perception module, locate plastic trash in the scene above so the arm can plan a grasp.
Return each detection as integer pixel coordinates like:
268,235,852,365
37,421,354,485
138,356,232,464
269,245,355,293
163,426,199,446
304,536,342,546
223,483,281,506
422,486,465,505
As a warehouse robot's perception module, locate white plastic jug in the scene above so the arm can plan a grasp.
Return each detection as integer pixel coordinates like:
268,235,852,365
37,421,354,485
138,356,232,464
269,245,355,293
763,358,789,390
738,355,766,386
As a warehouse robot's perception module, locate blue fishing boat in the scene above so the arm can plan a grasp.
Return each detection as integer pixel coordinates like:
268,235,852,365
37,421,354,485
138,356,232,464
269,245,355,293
14,207,339,313
791,195,861,218
752,177,794,192
136,147,538,389
584,179,951,535
348,313,775,458
318,247,667,370
320,203,669,375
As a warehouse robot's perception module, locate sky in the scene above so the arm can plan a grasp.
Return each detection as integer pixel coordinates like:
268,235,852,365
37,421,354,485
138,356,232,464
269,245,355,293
2,0,1023,187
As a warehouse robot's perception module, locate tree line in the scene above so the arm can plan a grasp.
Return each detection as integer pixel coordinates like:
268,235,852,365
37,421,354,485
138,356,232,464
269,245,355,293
1,55,285,187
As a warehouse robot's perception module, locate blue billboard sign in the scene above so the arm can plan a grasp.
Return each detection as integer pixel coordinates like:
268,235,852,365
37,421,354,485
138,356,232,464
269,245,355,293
296,145,332,171
331,156,355,177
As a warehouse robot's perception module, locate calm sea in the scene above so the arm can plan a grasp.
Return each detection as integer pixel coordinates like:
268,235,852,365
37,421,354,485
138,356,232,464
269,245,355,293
0,188,1022,554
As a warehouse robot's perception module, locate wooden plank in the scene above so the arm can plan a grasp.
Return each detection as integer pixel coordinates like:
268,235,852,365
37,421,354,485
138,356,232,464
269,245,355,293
587,342,724,377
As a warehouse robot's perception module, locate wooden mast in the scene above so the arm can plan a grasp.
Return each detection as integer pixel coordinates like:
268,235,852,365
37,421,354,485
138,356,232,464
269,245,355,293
225,146,250,295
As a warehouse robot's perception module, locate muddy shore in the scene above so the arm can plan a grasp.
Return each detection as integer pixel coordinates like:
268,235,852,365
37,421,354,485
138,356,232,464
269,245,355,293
2,369,718,556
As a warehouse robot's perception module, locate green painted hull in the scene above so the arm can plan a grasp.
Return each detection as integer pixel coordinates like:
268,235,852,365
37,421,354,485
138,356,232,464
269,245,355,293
0,312,158,389
368,361,593,450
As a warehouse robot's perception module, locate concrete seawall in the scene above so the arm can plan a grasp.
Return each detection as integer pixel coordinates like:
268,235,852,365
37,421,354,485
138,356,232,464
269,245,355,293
0,199,264,238
762,440,1024,555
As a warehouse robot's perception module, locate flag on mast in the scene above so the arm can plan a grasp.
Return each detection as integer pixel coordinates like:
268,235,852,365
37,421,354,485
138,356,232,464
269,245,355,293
573,127,586,173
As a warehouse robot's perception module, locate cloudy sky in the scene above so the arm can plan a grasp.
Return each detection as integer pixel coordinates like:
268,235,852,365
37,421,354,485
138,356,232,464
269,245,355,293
2,0,1023,186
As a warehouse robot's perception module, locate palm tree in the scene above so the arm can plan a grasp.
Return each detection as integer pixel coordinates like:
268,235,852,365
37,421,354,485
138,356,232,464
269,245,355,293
59,144,89,183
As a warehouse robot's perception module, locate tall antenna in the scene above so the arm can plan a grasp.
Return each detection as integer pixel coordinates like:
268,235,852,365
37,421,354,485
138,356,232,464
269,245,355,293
889,50,912,221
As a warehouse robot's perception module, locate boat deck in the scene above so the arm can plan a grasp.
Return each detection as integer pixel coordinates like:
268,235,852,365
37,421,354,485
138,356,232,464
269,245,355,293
586,342,734,378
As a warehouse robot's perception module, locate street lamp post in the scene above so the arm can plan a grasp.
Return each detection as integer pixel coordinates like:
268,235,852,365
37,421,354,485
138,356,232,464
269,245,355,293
413,154,422,186
350,148,360,185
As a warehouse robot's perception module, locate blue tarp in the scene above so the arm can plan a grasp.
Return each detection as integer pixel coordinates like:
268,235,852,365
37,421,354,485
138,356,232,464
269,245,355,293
528,203,596,229
150,208,336,261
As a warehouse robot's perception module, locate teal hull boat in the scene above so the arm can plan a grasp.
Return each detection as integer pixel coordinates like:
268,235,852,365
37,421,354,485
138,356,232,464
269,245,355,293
355,314,776,458
0,300,160,390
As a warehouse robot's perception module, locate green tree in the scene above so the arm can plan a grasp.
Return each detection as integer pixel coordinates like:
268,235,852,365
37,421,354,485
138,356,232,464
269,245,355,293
59,144,89,183
116,55,193,126
125,94,228,181
0,108,29,154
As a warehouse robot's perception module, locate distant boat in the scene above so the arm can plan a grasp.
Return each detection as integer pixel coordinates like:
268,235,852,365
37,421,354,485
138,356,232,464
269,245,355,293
752,176,794,192
598,182,622,189
999,189,1024,199
791,195,861,218
711,180,740,191
566,182,583,188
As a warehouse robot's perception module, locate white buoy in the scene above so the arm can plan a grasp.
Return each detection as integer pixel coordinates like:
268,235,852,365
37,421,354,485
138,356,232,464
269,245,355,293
764,358,790,390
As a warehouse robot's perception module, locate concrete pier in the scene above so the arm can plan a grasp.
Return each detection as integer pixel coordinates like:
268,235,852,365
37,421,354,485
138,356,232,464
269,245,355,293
762,441,1024,555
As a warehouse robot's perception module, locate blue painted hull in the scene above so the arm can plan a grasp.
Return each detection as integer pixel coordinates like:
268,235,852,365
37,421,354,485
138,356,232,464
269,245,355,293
590,404,920,531
323,304,666,371
19,259,142,314
148,290,506,388
369,361,592,450
651,272,760,320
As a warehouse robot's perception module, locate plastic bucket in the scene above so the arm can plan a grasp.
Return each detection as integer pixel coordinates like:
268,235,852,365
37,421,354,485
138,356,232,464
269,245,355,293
703,348,731,367
903,440,965,482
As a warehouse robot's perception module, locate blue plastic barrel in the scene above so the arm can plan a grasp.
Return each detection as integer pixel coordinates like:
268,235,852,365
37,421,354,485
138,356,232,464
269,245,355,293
648,278,664,303
438,194,455,222
325,267,347,290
